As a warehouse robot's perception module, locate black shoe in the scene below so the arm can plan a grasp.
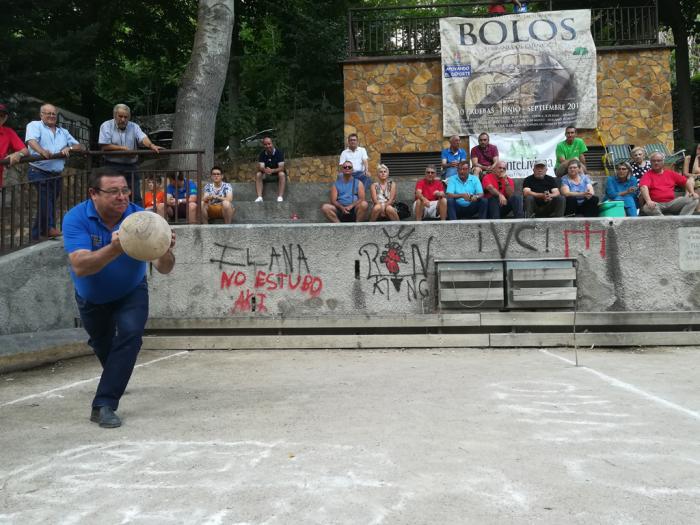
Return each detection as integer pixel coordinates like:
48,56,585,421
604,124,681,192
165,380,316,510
91,406,121,428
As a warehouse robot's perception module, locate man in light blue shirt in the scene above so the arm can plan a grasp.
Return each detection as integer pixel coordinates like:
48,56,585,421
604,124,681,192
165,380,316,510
441,135,467,179
25,103,83,239
445,160,487,220
98,103,163,205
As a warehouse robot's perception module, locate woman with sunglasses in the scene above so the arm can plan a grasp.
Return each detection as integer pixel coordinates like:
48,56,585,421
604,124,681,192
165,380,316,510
604,161,639,216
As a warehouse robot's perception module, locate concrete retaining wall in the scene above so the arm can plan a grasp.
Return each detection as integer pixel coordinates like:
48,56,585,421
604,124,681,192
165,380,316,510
3,217,700,335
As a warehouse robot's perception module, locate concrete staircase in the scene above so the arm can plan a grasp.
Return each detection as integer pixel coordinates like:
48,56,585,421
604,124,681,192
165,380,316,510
224,175,609,225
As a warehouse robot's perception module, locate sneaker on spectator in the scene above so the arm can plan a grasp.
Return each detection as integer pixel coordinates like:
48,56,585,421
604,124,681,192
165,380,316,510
255,196,263,203
277,196,284,202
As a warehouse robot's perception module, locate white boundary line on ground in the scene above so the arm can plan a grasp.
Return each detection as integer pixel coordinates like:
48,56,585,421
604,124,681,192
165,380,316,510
0,351,189,408
540,349,700,422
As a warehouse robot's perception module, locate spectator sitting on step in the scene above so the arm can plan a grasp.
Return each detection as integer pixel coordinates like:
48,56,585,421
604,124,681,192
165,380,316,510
482,161,524,219
339,132,371,190
682,143,700,213
321,161,368,223
638,152,698,216
144,177,164,211
446,160,487,220
560,160,599,217
555,126,588,177
488,0,506,15
369,164,399,222
470,132,499,178
522,160,565,218
414,164,447,221
255,136,286,203
158,172,198,224
441,135,467,180
202,165,235,224
604,162,639,217
630,146,651,181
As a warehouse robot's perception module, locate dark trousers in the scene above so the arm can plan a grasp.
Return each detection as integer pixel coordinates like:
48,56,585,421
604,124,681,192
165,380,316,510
76,279,149,410
486,194,524,219
447,198,487,220
565,196,599,217
28,167,62,239
352,170,372,191
524,195,565,218
103,161,142,205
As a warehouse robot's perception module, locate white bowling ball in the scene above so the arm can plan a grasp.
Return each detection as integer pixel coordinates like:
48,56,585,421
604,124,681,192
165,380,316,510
118,211,172,261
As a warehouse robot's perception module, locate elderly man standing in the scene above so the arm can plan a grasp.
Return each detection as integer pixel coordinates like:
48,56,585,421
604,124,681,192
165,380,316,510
470,132,499,178
26,103,84,239
446,160,486,220
339,133,371,190
555,126,588,177
441,135,467,180
98,104,163,205
482,161,524,219
639,152,698,216
522,160,565,218
0,103,29,188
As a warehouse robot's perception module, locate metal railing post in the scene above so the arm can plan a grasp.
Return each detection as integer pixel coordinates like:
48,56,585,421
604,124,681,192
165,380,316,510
197,152,203,224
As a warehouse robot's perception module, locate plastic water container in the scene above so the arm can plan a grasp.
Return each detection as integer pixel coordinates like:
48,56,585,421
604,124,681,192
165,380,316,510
598,201,626,217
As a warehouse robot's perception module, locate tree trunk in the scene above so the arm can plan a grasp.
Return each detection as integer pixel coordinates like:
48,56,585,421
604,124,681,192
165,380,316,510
172,0,234,170
667,0,695,149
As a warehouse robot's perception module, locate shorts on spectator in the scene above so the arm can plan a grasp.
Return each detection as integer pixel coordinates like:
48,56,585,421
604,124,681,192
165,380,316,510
168,201,190,220
335,207,358,223
207,203,224,219
414,200,439,219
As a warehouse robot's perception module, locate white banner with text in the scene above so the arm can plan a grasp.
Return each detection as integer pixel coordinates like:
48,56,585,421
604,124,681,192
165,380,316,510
468,128,564,178
441,10,597,136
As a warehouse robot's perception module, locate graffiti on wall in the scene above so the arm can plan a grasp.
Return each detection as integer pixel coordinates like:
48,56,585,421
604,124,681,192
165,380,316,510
211,243,323,313
359,226,433,301
478,222,606,259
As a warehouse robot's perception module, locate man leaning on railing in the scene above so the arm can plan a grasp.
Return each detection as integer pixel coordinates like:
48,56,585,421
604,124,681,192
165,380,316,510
25,103,84,239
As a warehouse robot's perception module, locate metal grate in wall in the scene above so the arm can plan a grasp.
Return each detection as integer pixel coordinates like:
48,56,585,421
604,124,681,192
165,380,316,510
380,152,442,178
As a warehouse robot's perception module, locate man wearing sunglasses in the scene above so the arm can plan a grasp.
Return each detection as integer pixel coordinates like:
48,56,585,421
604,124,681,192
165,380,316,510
321,162,369,222
62,172,176,428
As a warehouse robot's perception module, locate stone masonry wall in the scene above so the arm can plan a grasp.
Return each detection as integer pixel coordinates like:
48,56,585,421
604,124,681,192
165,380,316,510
227,155,339,183
343,47,674,163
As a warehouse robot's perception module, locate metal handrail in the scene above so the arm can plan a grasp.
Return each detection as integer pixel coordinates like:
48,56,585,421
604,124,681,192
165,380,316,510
346,2,659,57
1,149,205,255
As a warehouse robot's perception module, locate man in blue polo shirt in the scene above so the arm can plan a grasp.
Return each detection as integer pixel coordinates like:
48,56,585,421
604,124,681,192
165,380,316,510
446,160,487,220
441,135,467,179
62,172,175,428
25,103,84,239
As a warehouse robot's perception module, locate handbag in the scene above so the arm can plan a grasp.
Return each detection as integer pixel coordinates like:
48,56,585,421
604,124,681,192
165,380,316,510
394,201,411,220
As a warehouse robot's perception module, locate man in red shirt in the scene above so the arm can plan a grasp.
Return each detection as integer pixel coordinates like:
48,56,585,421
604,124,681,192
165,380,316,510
639,152,698,216
470,132,499,178
414,164,447,221
482,161,524,219
0,103,29,187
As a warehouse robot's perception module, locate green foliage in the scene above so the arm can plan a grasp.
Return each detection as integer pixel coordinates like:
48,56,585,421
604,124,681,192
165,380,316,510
671,73,700,148
0,0,197,135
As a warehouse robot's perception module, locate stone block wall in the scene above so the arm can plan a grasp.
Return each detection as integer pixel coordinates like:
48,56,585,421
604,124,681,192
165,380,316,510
226,155,340,183
343,47,674,162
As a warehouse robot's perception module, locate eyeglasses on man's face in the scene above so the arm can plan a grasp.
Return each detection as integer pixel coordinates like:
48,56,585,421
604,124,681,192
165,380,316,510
342,165,353,170
96,187,131,196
